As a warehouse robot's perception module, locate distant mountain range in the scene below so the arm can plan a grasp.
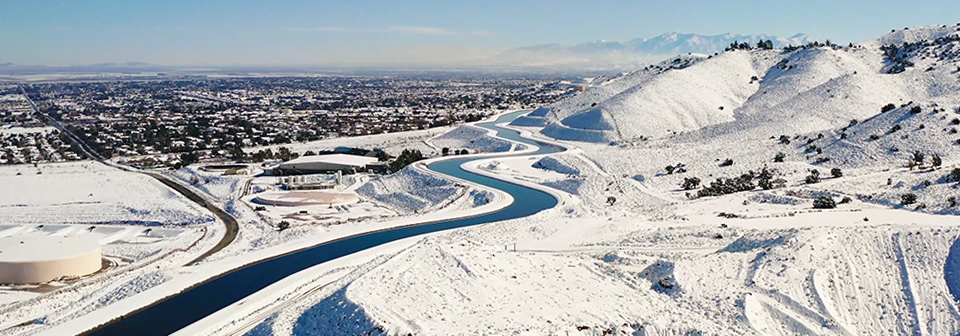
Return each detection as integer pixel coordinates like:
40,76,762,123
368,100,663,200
492,32,818,68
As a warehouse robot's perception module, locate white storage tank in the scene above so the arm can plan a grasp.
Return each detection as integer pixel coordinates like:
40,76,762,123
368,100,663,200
0,236,102,284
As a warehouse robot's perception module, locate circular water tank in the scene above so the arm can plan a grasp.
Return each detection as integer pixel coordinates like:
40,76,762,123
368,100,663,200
254,190,360,206
0,236,102,284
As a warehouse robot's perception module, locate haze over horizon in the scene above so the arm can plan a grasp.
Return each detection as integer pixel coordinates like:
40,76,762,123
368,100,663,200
1,0,957,67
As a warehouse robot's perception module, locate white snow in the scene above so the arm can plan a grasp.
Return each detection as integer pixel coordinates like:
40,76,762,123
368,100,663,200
281,153,378,167
0,161,213,226
11,24,960,336
427,124,514,153
226,25,960,336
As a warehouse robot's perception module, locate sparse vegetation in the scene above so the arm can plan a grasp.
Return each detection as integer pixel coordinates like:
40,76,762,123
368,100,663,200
946,168,960,182
830,168,843,178
913,150,925,164
756,167,785,190
901,193,918,205
177,151,200,169
696,168,783,198
813,196,836,209
805,169,821,184
277,221,291,231
774,152,785,162
681,177,701,190
720,159,734,167
388,149,425,172
665,163,687,175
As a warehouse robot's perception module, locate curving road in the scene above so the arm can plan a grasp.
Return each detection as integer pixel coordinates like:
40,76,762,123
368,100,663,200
143,171,240,266
79,110,563,336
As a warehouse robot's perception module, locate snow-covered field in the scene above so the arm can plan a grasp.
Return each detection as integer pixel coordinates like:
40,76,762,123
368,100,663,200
0,161,216,335
0,162,212,226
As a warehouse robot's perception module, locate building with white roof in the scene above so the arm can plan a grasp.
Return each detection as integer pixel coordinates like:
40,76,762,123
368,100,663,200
275,153,378,175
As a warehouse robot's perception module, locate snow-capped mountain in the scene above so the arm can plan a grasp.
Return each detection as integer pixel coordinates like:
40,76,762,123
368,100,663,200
493,32,818,68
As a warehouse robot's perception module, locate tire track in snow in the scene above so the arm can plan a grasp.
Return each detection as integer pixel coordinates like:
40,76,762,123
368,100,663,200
740,244,851,335
807,270,855,336
892,232,925,336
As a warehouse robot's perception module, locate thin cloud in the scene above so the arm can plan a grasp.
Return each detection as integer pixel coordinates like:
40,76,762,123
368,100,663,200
281,25,487,36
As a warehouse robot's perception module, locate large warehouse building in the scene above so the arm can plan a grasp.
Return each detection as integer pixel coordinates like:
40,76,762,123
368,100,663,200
275,153,379,175
0,236,102,284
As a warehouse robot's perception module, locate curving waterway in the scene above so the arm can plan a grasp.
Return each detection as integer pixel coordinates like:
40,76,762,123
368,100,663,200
82,110,563,335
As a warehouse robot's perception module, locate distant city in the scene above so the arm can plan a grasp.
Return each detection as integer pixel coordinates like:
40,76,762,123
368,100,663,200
2,74,576,167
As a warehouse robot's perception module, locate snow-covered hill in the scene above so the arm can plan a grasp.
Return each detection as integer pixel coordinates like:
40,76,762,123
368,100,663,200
530,24,960,148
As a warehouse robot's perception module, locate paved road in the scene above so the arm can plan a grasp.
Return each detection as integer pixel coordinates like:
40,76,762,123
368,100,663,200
143,171,240,266
18,85,239,265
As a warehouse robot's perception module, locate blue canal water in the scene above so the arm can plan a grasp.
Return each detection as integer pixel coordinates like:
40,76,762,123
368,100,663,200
84,110,562,336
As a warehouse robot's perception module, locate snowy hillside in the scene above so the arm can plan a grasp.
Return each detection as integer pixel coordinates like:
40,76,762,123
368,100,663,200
530,24,960,146
427,125,514,153
355,167,467,215
540,52,760,142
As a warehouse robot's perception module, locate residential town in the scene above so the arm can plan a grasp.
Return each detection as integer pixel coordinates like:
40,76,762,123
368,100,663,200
5,74,573,167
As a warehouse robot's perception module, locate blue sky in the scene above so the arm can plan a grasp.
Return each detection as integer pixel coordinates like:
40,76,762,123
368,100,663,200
1,0,957,66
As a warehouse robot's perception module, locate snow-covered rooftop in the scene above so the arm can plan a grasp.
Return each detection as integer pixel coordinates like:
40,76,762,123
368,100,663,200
281,153,378,167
